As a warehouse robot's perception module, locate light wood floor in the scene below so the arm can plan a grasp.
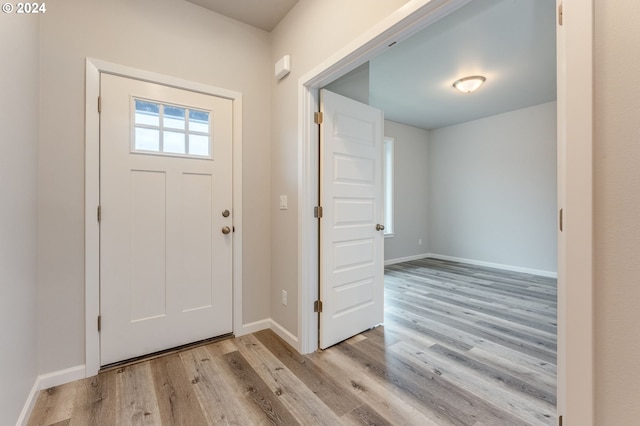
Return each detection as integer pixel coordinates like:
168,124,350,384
28,258,557,425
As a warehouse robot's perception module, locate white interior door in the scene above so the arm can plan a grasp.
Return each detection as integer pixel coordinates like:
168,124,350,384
319,89,385,349
99,73,233,365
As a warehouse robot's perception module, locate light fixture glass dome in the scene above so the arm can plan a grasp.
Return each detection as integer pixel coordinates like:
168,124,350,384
453,76,486,93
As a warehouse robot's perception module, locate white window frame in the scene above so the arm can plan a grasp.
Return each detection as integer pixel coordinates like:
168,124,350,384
383,137,394,237
131,96,213,159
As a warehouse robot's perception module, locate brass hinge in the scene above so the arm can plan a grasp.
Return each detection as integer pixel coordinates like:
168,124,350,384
314,300,323,313
558,3,563,26
559,208,563,232
314,206,323,218
97,315,101,332
98,96,102,113
314,111,323,124
97,205,101,222
558,415,563,426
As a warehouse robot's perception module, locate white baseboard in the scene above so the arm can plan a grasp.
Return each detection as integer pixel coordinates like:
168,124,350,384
37,364,86,390
17,364,86,426
384,253,430,266
238,318,299,352
268,319,299,351
16,378,39,426
426,253,558,278
238,318,271,336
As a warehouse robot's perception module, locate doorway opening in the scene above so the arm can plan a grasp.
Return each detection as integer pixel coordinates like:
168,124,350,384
318,3,558,411
298,0,593,422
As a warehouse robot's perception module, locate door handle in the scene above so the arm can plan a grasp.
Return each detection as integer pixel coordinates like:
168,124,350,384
222,226,231,235
376,224,385,231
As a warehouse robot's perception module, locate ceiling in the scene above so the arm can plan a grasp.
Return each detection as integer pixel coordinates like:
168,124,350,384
185,0,298,32
369,0,557,130
184,0,556,131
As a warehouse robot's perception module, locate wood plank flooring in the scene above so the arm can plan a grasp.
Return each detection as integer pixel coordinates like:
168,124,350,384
28,258,556,425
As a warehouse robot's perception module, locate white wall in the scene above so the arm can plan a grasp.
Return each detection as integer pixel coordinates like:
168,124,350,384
594,0,640,422
383,120,430,262
270,0,409,336
428,102,557,274
0,13,39,425
37,0,272,375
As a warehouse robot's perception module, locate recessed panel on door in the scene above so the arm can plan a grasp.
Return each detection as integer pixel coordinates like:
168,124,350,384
333,154,375,185
333,239,375,272
334,112,376,146
131,170,167,322
334,198,375,227
181,172,213,312
333,278,375,317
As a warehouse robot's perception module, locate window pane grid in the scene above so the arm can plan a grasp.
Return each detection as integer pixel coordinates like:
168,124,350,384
133,98,211,158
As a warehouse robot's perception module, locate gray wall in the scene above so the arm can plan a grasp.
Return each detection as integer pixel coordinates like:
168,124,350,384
383,120,430,262
0,13,39,425
382,103,557,275
428,102,557,274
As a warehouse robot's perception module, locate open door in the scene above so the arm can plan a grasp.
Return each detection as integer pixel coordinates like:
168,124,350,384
319,89,385,349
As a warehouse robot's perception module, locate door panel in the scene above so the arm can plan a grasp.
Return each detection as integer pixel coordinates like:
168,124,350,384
131,170,167,321
100,73,233,365
320,89,384,349
181,173,214,312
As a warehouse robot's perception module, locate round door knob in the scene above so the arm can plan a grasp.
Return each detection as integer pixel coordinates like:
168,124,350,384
222,226,231,235
376,224,385,231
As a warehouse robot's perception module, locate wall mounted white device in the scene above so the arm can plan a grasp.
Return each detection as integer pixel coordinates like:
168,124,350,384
275,55,291,80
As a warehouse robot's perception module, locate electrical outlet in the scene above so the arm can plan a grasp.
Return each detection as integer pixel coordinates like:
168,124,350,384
418,238,422,246
281,290,288,306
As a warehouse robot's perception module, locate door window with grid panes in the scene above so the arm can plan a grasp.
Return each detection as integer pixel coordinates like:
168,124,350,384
133,99,212,158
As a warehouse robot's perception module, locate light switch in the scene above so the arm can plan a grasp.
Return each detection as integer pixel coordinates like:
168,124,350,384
279,195,288,210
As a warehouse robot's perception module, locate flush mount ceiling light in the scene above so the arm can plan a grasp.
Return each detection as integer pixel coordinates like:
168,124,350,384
452,75,486,93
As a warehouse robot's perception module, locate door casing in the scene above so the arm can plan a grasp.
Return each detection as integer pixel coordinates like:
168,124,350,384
85,58,244,377
297,0,593,423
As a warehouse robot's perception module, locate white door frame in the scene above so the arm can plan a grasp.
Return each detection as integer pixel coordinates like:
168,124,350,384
85,58,243,377
297,0,593,423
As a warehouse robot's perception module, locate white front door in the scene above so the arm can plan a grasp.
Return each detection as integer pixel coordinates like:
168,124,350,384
319,89,385,349
99,74,233,365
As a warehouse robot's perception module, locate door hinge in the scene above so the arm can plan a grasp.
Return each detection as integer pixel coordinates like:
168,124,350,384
558,415,563,426
559,208,563,232
558,3,563,26
97,315,101,332
314,206,323,218
314,300,323,313
98,96,102,113
314,111,323,124
97,205,101,223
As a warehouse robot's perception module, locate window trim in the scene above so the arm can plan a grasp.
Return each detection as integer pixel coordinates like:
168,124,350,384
383,136,394,237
